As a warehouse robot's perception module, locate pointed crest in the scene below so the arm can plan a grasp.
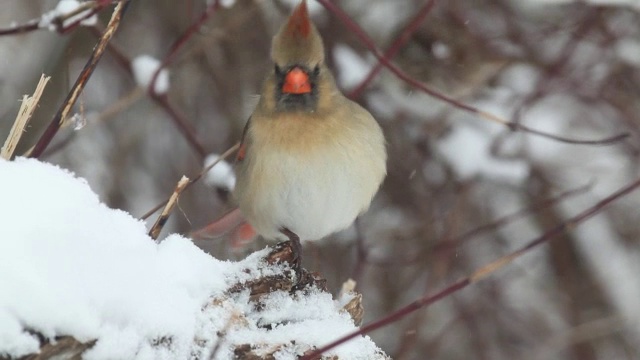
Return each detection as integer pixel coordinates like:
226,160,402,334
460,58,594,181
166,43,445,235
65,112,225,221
285,1,311,39
272,0,325,67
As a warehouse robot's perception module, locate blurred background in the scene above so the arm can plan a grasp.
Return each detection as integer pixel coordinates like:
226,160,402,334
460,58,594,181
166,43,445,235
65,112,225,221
2,0,640,359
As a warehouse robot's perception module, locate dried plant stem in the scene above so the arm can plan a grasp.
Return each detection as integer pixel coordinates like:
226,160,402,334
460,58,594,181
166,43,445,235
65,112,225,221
302,174,640,360
140,143,240,220
96,87,145,123
21,87,144,158
1,74,50,160
29,1,130,159
149,176,190,240
533,315,624,360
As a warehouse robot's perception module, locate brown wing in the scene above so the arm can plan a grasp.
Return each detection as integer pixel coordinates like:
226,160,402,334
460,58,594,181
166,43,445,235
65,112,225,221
236,116,251,163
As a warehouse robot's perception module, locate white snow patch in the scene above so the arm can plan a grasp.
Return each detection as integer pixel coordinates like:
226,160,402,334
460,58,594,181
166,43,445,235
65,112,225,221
521,94,632,197
438,99,530,185
0,158,384,359
131,55,170,95
219,0,236,8
40,0,98,30
228,289,378,359
432,41,451,60
333,44,373,90
615,38,640,67
279,0,325,16
498,63,540,95
438,123,529,183
204,153,236,192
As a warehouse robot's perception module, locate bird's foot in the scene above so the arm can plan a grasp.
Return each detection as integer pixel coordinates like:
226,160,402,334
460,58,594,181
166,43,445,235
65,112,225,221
280,227,303,284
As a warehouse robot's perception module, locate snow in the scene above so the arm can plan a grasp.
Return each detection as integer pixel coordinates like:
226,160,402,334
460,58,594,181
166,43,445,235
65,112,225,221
569,211,640,341
204,153,236,192
519,0,640,9
437,105,530,184
279,0,325,16
229,290,375,359
431,41,451,60
131,55,170,95
333,44,373,90
0,158,385,359
615,38,640,67
219,0,237,8
40,0,98,31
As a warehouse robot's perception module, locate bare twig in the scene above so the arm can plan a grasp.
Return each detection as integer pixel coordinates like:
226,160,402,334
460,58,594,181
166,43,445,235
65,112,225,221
53,1,106,34
149,176,191,240
434,182,594,251
96,87,146,123
29,0,130,159
362,183,592,268
21,335,96,359
2,74,50,160
152,94,207,158
317,0,629,146
88,1,221,159
140,143,239,220
348,0,436,100
301,174,640,359
23,87,145,159
0,0,111,36
148,0,221,96
140,0,222,157
532,315,625,360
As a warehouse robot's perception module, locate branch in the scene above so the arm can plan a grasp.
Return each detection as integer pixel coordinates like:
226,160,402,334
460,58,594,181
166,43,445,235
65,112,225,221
318,0,629,146
302,174,640,359
0,0,110,36
348,0,436,100
148,0,221,96
29,1,131,159
140,143,239,220
435,182,594,251
1,74,50,160
152,94,207,159
148,176,190,240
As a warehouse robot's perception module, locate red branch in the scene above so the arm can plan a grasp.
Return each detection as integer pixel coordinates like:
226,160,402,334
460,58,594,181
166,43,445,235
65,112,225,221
348,0,436,100
317,0,628,146
148,0,221,96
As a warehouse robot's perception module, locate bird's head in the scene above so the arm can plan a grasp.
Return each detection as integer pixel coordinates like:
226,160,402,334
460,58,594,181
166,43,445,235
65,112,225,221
268,1,336,113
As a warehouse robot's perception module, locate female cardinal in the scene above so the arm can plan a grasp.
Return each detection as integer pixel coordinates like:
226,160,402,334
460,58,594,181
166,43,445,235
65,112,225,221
234,1,387,271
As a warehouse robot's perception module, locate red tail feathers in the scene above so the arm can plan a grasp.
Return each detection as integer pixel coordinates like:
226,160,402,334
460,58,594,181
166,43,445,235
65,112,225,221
191,208,258,250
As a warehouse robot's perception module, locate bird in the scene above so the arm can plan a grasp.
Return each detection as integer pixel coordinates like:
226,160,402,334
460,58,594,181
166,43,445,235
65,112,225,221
232,0,387,274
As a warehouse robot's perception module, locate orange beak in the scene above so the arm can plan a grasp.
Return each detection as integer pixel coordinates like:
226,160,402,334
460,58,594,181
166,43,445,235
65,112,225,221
282,67,312,94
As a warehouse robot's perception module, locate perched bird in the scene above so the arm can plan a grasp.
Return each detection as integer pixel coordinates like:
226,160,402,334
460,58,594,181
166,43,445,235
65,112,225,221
233,1,387,270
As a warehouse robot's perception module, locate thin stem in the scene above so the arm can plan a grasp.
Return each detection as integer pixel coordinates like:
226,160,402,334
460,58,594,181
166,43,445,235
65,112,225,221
29,1,131,159
348,0,436,100
302,175,640,359
317,0,629,146
140,143,239,220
